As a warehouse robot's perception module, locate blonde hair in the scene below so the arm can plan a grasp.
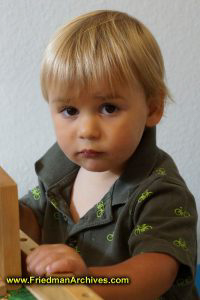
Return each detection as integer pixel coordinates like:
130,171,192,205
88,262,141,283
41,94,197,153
40,10,171,103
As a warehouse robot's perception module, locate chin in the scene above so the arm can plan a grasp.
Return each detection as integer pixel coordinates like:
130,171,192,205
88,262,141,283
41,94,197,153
81,163,110,172
69,155,111,172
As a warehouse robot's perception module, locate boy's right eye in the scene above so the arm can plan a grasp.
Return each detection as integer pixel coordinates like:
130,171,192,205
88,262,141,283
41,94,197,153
60,106,79,117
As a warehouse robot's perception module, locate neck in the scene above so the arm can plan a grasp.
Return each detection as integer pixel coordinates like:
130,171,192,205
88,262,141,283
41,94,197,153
79,168,121,184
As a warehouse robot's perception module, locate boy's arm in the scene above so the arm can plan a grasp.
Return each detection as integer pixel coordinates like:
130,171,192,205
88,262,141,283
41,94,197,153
25,241,178,299
88,252,179,300
19,203,41,244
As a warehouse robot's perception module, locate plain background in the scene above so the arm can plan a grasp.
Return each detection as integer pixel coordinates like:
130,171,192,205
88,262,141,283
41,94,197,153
0,0,199,261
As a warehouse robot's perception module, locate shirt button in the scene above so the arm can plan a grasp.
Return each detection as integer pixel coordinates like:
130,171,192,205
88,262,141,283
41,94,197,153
62,214,68,223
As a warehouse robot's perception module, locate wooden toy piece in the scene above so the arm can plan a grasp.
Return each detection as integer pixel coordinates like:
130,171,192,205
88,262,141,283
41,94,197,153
20,230,38,255
27,284,103,300
0,167,21,292
20,230,103,300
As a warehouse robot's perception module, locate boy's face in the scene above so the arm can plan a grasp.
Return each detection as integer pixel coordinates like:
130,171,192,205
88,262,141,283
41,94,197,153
49,80,154,175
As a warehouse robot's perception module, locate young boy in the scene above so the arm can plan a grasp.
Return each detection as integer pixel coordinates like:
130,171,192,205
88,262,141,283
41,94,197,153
19,10,198,299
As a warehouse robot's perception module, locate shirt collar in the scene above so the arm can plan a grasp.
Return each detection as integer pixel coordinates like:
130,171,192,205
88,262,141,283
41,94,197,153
35,143,79,190
35,127,157,200
112,126,158,205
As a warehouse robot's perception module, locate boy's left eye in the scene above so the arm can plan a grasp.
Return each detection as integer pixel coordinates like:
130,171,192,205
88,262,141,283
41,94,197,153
100,104,118,115
59,106,79,117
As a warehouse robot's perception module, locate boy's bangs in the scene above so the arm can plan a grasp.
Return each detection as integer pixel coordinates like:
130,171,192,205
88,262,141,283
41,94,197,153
41,20,136,100
40,10,170,102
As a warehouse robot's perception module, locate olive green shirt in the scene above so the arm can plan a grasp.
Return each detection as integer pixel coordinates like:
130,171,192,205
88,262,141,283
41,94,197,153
20,127,198,299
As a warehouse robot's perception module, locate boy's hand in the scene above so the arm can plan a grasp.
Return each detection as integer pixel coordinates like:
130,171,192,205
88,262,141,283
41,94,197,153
26,244,88,276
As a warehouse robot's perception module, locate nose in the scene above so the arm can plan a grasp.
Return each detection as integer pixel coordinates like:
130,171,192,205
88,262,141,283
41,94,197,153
78,114,100,140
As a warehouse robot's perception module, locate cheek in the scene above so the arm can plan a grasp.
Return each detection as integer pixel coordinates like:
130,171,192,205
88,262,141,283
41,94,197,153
107,129,130,157
109,123,145,157
52,119,74,151
57,130,71,147
53,117,69,138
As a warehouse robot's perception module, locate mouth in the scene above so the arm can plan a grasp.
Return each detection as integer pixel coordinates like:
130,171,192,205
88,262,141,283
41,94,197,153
78,149,103,158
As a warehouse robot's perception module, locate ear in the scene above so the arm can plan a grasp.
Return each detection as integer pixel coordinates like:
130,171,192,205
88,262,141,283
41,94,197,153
146,95,164,127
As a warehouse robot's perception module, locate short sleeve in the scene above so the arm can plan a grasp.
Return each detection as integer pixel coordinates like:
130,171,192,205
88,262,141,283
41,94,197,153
19,179,47,226
128,176,198,282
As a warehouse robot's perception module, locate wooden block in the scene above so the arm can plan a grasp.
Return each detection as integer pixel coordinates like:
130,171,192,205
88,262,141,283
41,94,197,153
0,167,21,290
20,230,39,276
20,230,39,255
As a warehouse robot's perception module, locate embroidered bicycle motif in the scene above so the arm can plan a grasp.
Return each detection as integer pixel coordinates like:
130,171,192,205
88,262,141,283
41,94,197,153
138,190,153,203
107,233,114,242
174,207,190,217
155,168,166,176
134,224,153,235
173,238,188,250
175,276,192,287
31,187,41,200
96,200,105,218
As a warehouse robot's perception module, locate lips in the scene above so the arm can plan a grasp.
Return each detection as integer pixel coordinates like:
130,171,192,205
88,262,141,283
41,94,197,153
78,149,103,158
